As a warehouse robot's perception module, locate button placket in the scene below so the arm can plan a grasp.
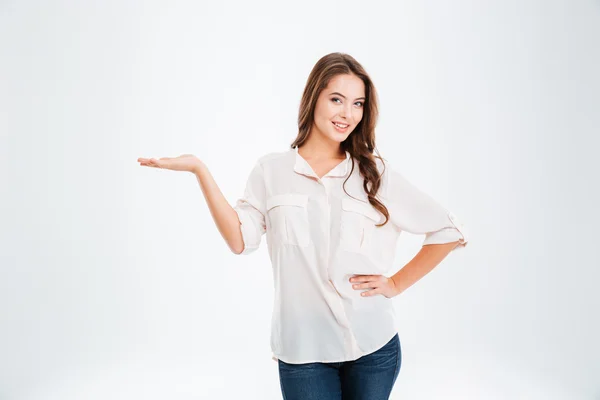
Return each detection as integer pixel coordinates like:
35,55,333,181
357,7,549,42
321,179,336,288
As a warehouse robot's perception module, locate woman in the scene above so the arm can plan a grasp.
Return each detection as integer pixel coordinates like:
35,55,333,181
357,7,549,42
138,52,468,400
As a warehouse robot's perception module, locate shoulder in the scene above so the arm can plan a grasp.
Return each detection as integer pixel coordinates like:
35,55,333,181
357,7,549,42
373,154,414,195
374,154,394,178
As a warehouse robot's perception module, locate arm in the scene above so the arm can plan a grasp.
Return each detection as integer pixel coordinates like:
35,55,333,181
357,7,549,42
391,241,460,296
384,165,468,250
382,162,469,295
193,163,245,254
137,154,250,254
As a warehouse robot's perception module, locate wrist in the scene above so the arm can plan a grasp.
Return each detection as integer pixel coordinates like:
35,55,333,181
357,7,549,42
391,276,404,297
192,159,207,175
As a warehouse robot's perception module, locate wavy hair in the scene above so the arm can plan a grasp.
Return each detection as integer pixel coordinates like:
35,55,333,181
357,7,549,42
290,52,390,227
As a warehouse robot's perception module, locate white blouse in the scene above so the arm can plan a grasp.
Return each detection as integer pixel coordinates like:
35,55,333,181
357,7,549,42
233,146,468,364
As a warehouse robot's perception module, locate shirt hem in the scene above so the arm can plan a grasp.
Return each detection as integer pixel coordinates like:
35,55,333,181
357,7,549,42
270,329,398,364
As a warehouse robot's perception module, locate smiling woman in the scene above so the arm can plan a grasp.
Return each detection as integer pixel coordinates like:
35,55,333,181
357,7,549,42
306,74,367,142
328,90,366,133
137,52,468,400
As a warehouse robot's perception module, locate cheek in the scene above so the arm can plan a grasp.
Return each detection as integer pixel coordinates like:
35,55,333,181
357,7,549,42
314,103,331,121
317,105,336,124
354,109,364,122
323,102,337,118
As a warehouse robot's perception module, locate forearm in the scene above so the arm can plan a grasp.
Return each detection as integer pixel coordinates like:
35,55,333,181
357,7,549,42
193,163,244,253
391,241,460,296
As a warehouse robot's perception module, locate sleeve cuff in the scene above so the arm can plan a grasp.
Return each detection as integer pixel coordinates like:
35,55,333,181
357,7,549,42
234,207,260,255
422,212,469,250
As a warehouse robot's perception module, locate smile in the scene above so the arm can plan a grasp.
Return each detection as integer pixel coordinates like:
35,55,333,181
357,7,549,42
332,121,349,132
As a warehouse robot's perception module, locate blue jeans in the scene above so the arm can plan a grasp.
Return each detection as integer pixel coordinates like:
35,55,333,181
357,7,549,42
277,333,401,400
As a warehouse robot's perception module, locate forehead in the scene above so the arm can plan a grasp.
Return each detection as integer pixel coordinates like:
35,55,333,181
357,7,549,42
325,74,365,96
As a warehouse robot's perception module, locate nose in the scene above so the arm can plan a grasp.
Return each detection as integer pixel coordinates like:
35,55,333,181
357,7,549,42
339,103,352,119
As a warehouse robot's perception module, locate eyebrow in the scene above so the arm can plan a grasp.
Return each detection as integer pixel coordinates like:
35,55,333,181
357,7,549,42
329,92,366,101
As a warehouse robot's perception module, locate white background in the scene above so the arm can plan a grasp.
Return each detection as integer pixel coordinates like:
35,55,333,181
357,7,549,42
1,0,599,399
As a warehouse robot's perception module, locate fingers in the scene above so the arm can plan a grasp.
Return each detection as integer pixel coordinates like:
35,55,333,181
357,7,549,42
137,157,163,168
349,274,380,283
358,286,378,297
352,281,380,290
360,289,377,297
350,274,389,297
149,158,163,168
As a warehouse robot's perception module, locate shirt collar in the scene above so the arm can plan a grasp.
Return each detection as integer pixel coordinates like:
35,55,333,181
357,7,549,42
293,146,351,179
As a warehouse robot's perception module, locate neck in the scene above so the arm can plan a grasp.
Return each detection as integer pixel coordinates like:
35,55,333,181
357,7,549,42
298,131,345,160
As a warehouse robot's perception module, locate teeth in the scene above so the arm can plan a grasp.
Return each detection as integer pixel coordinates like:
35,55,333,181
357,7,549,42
333,122,348,128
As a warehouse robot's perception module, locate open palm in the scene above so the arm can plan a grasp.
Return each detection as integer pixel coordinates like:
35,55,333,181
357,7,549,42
137,154,202,173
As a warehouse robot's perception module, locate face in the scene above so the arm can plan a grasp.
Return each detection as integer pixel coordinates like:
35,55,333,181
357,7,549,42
311,73,365,145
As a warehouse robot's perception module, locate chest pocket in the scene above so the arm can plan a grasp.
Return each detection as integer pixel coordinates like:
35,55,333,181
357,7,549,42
266,193,310,247
340,197,381,254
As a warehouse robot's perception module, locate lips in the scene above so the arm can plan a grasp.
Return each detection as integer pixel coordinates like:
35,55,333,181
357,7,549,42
332,121,349,128
332,121,349,133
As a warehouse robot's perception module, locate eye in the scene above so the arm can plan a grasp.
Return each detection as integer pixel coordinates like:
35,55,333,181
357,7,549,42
331,97,342,103
355,101,364,107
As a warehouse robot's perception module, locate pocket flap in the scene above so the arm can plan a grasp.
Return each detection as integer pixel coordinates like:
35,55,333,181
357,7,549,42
341,198,380,222
267,193,308,211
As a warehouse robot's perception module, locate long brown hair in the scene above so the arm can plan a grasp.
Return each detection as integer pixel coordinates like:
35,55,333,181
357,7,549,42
291,52,390,227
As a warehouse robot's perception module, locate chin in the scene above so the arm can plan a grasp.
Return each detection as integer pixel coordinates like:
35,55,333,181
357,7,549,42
327,133,349,144
334,129,353,142
329,127,351,139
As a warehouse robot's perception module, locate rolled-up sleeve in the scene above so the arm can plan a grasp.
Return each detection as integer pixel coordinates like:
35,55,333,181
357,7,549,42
383,163,469,250
233,161,267,255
